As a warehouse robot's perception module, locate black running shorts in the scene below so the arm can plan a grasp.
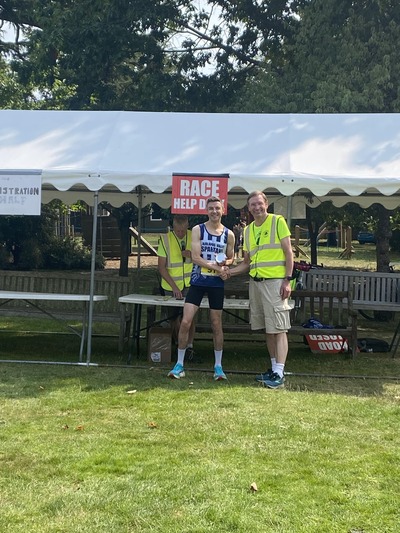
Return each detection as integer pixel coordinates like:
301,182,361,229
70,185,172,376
185,285,225,310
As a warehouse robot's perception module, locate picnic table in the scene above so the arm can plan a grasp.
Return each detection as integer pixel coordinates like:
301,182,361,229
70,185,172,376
0,290,108,361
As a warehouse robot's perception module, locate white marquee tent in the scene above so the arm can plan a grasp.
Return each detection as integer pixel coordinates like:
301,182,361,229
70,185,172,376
1,110,400,363
1,109,400,212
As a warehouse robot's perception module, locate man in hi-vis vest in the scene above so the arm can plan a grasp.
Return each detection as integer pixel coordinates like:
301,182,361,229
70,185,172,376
158,215,195,359
222,191,294,389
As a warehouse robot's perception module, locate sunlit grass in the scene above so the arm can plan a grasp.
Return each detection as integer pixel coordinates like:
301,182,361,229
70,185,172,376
0,364,399,532
295,241,400,271
1,243,400,531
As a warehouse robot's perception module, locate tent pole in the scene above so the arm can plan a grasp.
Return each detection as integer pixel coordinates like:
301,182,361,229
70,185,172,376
136,187,142,289
86,191,99,364
286,195,293,227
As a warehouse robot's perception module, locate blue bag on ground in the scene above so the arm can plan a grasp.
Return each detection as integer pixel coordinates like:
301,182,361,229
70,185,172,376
302,317,334,329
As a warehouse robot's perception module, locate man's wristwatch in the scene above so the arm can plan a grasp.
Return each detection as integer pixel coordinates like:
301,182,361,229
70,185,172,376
284,276,292,281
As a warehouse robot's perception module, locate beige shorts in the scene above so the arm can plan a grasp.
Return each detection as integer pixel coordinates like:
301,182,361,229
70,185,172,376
249,278,293,333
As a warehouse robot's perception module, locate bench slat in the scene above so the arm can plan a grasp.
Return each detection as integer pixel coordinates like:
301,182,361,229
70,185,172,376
303,269,399,311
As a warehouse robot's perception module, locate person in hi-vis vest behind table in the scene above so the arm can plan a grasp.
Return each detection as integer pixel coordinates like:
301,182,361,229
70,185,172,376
157,215,196,361
222,191,294,389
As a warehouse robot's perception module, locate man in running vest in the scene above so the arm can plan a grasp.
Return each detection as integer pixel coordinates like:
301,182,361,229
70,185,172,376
158,215,195,359
167,197,235,381
223,191,294,389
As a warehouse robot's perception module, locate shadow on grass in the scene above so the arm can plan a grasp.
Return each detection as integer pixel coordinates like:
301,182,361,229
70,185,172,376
1,351,399,401
1,320,400,400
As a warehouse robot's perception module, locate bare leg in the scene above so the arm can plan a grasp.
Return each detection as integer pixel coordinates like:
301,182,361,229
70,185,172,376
266,332,288,364
178,303,198,350
209,309,224,351
265,333,275,359
274,332,288,364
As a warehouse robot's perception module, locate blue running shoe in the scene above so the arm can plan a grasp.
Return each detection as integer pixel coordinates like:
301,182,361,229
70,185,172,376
167,362,185,379
255,368,273,382
256,369,285,383
261,371,285,389
214,365,227,381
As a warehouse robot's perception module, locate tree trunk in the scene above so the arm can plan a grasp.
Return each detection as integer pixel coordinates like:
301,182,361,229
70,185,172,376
306,205,319,265
375,204,392,272
374,205,393,321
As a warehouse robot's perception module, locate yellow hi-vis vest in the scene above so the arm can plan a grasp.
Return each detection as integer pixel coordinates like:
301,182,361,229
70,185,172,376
159,231,192,291
243,215,290,279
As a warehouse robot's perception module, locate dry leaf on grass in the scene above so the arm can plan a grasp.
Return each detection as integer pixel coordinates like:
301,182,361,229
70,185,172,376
147,421,157,429
250,482,258,493
75,425,84,431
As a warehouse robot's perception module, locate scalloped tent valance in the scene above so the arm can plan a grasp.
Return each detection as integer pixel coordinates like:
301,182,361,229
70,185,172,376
1,110,400,211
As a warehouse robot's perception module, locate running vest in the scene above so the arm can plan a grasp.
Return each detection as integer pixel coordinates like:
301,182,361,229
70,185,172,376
190,223,229,288
158,231,192,291
243,215,290,279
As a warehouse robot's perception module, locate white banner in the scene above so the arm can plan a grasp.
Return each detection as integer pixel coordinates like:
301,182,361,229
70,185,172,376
0,174,42,215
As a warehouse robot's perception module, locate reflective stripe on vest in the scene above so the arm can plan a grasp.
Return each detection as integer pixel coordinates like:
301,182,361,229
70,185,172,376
244,215,287,278
160,233,192,290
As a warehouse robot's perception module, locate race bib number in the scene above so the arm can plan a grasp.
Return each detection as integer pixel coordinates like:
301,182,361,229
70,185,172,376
201,265,218,276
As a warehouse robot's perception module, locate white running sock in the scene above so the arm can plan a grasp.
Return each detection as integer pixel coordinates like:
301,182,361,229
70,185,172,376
270,357,277,372
177,349,186,365
275,363,285,378
214,350,223,367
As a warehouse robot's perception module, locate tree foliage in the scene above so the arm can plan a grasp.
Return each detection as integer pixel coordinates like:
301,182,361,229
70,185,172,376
0,1,310,112
3,1,400,113
231,0,400,269
2,1,400,271
0,202,104,270
234,0,400,113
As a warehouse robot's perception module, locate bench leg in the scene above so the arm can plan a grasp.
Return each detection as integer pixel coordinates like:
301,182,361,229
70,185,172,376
119,304,132,353
127,304,142,363
389,318,400,357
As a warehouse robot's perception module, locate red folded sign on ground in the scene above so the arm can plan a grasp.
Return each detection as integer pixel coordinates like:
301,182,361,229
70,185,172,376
305,334,348,354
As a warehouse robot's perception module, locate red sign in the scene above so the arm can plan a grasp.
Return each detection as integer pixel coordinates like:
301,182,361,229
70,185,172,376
171,173,229,214
305,334,348,354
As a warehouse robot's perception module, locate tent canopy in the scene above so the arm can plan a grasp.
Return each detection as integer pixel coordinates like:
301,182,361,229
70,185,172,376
2,109,399,363
1,110,400,210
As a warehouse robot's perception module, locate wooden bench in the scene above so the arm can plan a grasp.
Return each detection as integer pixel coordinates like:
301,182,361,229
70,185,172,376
301,269,400,355
302,269,399,314
289,289,358,356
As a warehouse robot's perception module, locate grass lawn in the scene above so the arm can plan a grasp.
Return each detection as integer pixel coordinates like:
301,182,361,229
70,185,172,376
1,361,399,532
1,320,400,533
1,243,400,531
